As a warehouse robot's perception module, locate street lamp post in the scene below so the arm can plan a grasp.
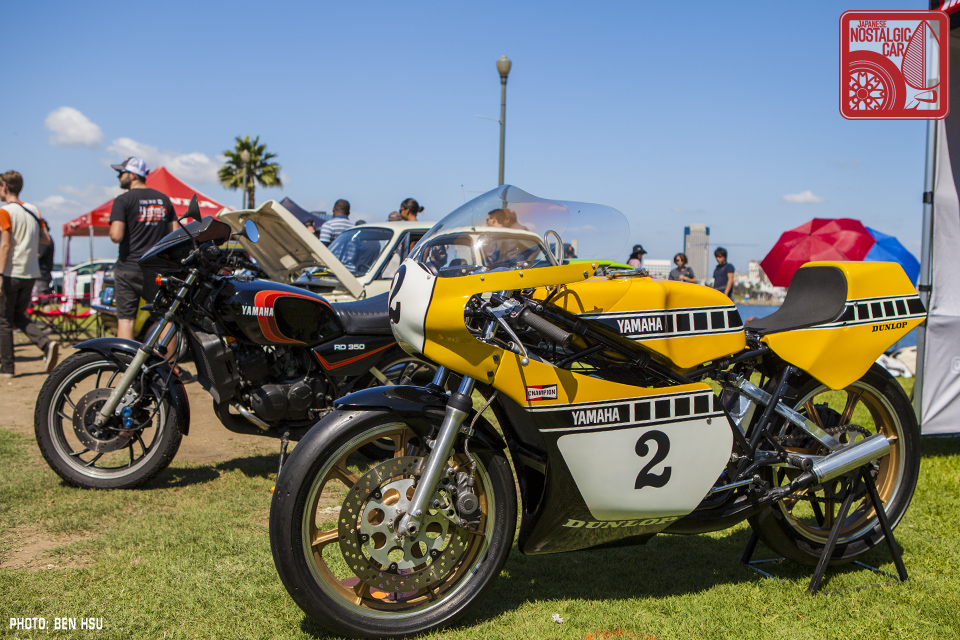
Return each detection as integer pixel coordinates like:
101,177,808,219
497,55,511,187
240,149,251,209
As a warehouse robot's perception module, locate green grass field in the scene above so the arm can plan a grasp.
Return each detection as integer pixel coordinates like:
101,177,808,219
2,380,959,640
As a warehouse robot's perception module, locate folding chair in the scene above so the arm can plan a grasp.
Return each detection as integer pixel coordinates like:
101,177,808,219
30,271,98,342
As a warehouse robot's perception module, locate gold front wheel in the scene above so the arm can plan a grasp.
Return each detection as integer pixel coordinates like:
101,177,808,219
270,409,517,638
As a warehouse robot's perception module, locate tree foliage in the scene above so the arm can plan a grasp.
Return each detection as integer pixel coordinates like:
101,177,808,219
218,135,282,209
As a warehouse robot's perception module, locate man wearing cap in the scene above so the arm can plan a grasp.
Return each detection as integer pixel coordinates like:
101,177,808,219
627,244,646,268
108,157,176,341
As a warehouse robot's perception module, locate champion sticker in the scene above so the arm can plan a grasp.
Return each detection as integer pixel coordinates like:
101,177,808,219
526,385,558,401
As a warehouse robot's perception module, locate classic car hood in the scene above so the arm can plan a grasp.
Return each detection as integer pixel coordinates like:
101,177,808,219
218,201,364,299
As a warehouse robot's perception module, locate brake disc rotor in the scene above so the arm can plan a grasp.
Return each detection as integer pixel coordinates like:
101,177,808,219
338,456,472,594
72,388,135,453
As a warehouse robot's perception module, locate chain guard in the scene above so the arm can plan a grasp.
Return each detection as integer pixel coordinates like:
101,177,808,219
338,456,474,594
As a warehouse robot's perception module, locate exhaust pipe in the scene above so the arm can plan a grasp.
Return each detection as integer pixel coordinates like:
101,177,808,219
810,433,890,483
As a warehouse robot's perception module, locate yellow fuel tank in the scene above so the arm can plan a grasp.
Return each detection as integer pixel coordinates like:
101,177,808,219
547,275,747,369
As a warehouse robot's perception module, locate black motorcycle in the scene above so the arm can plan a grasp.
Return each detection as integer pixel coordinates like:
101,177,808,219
34,199,436,489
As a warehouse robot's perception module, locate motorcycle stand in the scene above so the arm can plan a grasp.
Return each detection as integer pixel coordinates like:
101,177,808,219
741,466,908,595
270,432,291,494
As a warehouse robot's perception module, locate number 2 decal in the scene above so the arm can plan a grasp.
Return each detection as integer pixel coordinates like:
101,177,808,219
635,430,671,490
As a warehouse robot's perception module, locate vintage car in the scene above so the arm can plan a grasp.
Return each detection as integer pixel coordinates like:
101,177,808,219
217,201,430,302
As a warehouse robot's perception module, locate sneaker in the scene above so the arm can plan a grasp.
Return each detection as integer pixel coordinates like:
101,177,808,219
44,341,60,373
0,371,14,379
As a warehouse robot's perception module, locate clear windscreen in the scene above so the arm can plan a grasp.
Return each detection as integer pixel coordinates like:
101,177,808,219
409,185,631,276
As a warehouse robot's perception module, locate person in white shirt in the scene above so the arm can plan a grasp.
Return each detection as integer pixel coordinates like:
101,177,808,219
0,170,59,377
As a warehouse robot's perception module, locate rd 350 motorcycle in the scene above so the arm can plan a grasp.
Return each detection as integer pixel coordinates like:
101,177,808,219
269,186,926,638
34,199,436,490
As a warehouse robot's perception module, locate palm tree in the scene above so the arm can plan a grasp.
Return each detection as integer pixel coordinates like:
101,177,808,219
218,135,282,209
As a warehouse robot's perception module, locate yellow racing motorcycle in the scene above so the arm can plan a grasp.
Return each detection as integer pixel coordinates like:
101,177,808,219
269,186,925,638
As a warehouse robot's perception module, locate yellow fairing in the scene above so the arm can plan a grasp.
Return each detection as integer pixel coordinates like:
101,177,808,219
548,276,747,369
421,264,591,381
492,349,711,408
763,261,925,390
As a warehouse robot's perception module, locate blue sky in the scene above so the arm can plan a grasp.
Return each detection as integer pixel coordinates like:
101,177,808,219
2,0,932,272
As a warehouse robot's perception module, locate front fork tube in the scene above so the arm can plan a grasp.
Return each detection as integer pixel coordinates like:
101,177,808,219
93,271,198,427
397,374,476,538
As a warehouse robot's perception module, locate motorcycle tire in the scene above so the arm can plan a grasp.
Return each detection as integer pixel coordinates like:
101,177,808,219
748,364,920,566
35,350,183,490
270,409,517,638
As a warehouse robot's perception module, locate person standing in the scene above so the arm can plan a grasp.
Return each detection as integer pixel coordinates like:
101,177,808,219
713,247,735,299
318,199,353,246
669,253,697,283
398,198,423,221
627,245,646,268
36,219,56,301
0,170,58,376
108,157,176,341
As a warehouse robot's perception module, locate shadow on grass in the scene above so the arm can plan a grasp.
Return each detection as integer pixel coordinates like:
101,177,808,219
920,434,960,458
286,523,916,638
116,453,281,490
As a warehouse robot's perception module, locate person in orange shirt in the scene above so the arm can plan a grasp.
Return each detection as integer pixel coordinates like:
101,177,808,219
0,170,58,377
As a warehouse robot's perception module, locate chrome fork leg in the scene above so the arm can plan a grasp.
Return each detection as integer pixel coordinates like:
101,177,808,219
397,375,476,537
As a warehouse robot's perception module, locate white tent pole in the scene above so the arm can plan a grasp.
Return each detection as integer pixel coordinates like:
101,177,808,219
89,223,94,263
914,118,938,421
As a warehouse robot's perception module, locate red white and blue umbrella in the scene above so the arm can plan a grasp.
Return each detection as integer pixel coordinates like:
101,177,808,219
761,218,920,287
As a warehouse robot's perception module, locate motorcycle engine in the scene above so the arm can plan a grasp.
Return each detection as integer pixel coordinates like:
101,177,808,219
234,345,327,423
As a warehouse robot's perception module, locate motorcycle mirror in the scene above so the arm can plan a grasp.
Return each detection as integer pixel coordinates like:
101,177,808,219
243,218,260,243
544,230,564,264
185,195,202,223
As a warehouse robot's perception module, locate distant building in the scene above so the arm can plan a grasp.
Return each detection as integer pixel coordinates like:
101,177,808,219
684,224,710,284
643,259,671,280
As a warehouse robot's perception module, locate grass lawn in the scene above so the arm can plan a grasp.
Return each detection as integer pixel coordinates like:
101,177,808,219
2,379,959,639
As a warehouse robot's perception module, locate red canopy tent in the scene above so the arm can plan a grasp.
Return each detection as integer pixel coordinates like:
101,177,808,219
63,166,231,238
61,166,232,268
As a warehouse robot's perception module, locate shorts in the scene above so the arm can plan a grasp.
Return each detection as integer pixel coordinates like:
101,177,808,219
113,265,145,320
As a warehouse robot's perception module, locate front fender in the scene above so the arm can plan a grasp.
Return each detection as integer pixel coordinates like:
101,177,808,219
334,384,506,452
73,337,192,436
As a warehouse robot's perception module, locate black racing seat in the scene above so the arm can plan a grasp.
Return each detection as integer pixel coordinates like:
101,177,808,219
745,266,848,336
330,293,393,335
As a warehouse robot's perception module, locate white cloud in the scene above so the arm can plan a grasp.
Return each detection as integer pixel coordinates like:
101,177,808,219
45,107,103,147
782,190,825,204
35,184,122,222
108,137,223,184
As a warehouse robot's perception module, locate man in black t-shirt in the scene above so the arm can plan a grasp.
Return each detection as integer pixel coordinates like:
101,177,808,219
108,157,175,340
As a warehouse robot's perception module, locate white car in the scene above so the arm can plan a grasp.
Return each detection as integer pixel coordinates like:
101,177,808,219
50,258,115,299
218,201,430,302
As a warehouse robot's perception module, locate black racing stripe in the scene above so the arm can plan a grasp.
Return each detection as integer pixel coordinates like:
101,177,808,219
711,311,726,330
